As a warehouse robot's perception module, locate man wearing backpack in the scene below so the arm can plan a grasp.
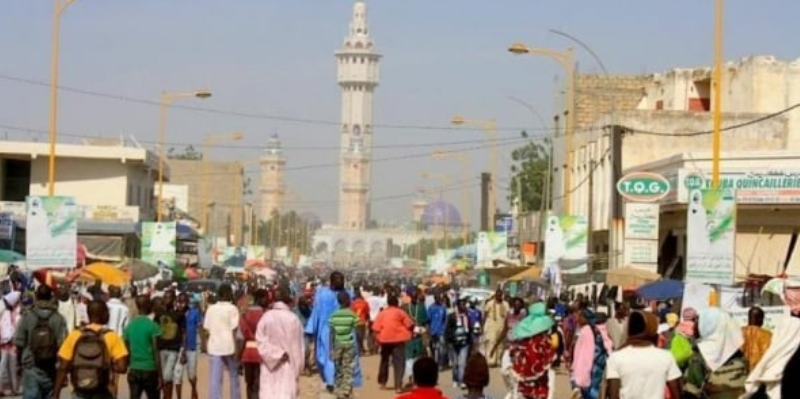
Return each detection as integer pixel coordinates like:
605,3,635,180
54,300,129,399
13,285,68,399
156,290,186,399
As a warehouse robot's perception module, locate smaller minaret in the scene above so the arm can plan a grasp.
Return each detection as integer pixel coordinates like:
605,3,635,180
259,134,285,221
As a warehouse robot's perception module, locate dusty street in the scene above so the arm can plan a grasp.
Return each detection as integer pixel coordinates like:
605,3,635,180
50,352,572,399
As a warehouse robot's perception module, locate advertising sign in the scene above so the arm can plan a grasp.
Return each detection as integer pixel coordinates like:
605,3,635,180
476,231,508,266
623,202,660,273
624,203,660,240
141,222,177,268
25,196,79,270
676,169,800,204
616,172,671,202
685,188,737,285
543,213,588,275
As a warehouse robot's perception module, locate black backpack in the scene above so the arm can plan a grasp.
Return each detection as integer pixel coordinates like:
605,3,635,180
70,328,111,393
30,312,57,367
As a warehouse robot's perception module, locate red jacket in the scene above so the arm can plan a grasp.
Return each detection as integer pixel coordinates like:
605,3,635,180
395,388,450,399
372,306,414,344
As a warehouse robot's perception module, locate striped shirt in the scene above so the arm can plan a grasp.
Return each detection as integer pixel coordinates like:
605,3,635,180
328,308,359,347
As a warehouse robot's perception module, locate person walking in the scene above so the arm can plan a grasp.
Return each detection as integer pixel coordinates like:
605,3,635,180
741,306,772,372
256,286,305,399
124,295,162,399
393,357,449,399
329,291,360,399
53,300,129,399
606,310,682,399
373,294,415,393
482,289,508,367
156,289,185,399
204,283,241,399
0,291,21,396
446,299,473,389
14,285,68,399
427,294,448,368
402,289,428,388
305,272,364,392
241,289,269,399
350,291,370,355
106,285,129,398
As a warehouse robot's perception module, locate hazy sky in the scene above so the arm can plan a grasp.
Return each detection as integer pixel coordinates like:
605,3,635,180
1,1,798,225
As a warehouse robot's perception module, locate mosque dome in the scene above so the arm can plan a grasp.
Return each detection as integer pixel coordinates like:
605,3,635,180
298,211,323,230
421,200,462,228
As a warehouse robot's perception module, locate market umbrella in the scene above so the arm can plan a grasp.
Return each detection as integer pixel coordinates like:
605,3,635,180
76,262,130,286
0,250,24,264
637,279,685,301
121,259,159,281
244,259,268,269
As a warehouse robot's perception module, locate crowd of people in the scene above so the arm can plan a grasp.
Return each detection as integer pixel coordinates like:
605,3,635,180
3,270,800,399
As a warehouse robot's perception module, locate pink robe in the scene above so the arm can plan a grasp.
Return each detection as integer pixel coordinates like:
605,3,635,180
256,302,305,399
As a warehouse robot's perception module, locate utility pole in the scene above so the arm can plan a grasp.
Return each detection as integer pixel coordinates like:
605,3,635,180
480,172,491,231
609,126,625,269
587,159,595,258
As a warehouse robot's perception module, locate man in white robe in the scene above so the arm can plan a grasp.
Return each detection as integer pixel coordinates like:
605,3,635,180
257,286,305,399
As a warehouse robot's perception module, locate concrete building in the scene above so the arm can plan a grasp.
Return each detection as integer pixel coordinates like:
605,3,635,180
629,150,800,279
552,55,798,269
258,134,285,220
167,159,244,245
0,140,156,220
336,0,380,230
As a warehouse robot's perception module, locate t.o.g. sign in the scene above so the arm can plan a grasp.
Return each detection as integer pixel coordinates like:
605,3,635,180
616,172,671,202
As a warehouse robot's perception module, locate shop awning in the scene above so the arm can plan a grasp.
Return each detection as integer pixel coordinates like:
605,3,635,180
736,232,791,278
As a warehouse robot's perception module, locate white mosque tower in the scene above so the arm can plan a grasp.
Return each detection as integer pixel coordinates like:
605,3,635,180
336,1,381,230
259,134,285,221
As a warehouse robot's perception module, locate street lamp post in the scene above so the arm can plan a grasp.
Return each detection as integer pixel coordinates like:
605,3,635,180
451,116,498,227
156,89,212,222
47,0,78,196
200,132,244,233
432,150,472,247
508,43,575,214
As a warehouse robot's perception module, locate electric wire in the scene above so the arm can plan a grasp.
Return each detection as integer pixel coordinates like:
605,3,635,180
0,73,552,133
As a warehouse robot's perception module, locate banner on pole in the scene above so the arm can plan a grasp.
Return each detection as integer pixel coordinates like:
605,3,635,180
25,196,78,269
685,188,736,285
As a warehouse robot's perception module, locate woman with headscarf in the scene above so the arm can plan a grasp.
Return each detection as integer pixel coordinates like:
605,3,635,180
570,308,612,399
741,280,800,399
606,310,681,399
682,307,747,399
670,308,697,370
507,302,555,399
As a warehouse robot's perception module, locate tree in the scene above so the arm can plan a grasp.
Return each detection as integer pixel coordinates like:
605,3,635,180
167,145,203,160
255,210,316,254
509,130,551,213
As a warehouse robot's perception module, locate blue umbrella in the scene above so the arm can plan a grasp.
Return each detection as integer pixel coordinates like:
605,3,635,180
637,279,685,301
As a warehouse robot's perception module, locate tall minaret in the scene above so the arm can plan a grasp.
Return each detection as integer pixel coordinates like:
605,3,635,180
259,134,285,221
336,1,381,230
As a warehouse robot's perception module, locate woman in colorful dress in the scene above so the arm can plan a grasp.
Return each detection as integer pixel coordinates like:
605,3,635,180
508,302,555,399
570,308,612,399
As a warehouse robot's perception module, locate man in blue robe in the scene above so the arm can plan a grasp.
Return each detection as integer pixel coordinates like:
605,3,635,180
304,271,363,391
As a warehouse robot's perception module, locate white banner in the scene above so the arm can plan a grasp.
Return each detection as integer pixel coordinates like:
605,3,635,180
624,202,660,272
685,188,737,285
25,196,78,269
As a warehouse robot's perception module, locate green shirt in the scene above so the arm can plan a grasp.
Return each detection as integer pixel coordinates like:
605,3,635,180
328,308,358,347
123,316,162,371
